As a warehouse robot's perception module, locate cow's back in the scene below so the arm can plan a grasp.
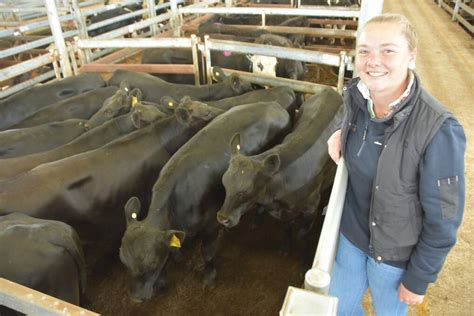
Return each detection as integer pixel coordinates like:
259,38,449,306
0,73,105,130
151,102,291,230
0,213,85,305
11,86,118,128
0,118,87,159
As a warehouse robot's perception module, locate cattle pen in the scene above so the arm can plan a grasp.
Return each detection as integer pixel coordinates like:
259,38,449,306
1,0,473,315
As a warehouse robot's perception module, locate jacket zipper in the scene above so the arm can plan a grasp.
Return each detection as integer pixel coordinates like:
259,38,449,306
356,121,369,157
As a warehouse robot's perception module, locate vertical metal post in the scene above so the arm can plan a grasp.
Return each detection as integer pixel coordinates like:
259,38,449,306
147,0,158,35
170,0,180,37
354,0,383,77
204,35,212,85
45,0,73,77
191,34,201,86
452,0,461,21
337,51,347,93
71,0,92,63
67,42,79,75
225,0,233,8
357,0,384,39
261,12,266,27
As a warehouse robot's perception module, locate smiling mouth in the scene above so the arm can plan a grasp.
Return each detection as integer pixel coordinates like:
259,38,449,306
367,72,387,77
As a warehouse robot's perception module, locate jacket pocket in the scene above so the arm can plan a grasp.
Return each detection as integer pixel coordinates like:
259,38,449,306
438,176,459,219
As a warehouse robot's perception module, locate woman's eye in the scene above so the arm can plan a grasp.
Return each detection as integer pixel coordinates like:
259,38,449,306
357,50,368,55
383,49,395,54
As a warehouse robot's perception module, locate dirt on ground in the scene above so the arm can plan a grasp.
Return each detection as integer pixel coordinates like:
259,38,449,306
82,1,473,315
83,212,323,316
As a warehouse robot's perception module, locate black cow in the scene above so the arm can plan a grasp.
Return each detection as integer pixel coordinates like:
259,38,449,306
11,86,118,129
217,88,343,247
84,83,142,130
119,100,291,302
0,103,222,266
87,4,143,37
160,86,296,118
0,119,86,159
197,15,310,46
108,70,253,103
0,102,167,179
0,213,86,307
0,73,105,130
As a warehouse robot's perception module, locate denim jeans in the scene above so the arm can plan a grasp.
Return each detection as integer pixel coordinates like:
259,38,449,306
328,233,408,316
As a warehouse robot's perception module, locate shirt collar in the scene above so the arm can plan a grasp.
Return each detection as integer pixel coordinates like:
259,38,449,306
357,71,415,119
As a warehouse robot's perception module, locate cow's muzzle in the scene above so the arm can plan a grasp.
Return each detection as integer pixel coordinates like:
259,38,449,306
217,211,238,228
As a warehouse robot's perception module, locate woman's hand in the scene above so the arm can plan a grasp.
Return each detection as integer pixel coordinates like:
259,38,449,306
327,129,342,164
398,283,424,305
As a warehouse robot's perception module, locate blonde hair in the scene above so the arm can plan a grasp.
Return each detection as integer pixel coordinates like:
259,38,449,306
362,13,417,51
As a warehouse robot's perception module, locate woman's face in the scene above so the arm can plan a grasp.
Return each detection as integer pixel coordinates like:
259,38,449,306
356,22,416,100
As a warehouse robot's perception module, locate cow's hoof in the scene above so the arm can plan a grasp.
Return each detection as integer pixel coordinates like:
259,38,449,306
155,276,167,291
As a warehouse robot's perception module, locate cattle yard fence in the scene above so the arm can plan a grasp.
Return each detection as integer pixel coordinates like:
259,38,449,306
1,0,384,314
0,0,186,98
437,0,473,34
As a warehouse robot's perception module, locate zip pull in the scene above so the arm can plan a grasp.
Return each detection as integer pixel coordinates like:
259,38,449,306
356,122,369,157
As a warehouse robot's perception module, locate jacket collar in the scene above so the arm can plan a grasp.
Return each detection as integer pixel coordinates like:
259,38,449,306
344,73,422,129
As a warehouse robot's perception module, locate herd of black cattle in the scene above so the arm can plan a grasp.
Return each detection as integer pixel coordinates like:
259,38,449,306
0,67,342,313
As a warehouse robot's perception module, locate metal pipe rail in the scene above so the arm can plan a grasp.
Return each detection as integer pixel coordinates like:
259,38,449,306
304,159,348,294
75,36,201,83
216,67,334,94
0,53,52,83
76,37,194,49
179,6,360,18
440,0,474,33
0,277,99,316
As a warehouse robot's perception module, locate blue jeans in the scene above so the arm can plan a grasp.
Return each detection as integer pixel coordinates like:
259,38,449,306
328,234,408,316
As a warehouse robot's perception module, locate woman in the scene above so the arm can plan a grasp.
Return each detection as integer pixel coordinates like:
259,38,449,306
326,13,465,315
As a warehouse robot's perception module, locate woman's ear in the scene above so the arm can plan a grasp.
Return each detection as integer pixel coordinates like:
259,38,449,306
408,49,417,70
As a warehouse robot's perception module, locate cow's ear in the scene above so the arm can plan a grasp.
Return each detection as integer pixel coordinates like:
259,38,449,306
119,80,131,93
263,153,280,176
130,88,143,102
230,133,241,156
124,197,141,225
131,111,142,129
230,74,241,92
166,230,186,249
179,96,192,106
212,66,226,82
160,96,177,113
175,107,190,125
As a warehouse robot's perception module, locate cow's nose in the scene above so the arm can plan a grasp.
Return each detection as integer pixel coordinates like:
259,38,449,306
128,293,143,304
217,213,231,226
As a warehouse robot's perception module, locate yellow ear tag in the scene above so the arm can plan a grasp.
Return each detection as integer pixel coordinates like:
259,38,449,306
168,101,173,107
131,212,137,219
131,96,138,108
169,234,181,248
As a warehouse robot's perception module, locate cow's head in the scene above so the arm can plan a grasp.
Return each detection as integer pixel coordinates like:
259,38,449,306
130,101,168,128
224,73,253,94
84,82,142,130
120,197,185,303
174,97,224,126
217,134,281,227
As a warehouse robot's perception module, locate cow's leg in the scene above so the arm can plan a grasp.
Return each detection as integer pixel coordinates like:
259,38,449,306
279,221,293,257
201,228,220,288
250,205,265,229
